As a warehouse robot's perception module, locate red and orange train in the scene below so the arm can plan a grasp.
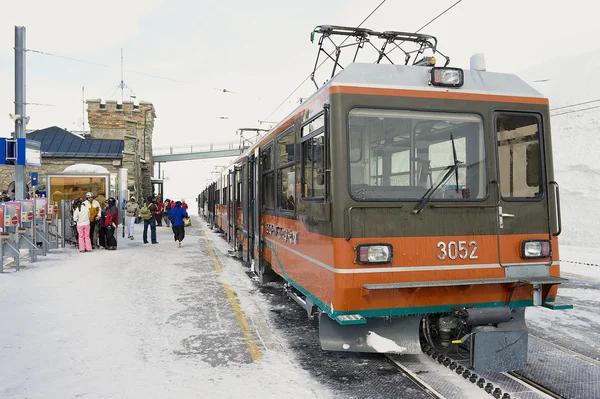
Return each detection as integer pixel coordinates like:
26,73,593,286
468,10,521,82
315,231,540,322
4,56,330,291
199,31,568,372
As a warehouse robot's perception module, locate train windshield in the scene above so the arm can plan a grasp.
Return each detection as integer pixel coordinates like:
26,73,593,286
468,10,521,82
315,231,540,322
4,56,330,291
348,109,487,201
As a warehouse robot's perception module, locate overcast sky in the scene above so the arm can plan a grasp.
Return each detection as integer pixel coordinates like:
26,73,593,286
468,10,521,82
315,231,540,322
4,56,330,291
1,0,598,200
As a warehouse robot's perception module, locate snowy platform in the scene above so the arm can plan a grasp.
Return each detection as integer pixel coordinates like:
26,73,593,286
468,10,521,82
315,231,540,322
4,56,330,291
0,217,329,398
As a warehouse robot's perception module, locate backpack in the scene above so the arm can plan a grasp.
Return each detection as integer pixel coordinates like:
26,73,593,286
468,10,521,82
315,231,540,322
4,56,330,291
139,203,152,220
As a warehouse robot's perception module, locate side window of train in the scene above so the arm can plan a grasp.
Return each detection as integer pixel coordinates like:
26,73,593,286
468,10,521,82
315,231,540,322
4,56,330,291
277,127,296,212
496,114,543,199
261,144,275,210
301,112,326,200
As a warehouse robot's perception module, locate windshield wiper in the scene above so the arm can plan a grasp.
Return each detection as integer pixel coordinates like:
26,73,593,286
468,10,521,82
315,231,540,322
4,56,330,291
413,134,462,214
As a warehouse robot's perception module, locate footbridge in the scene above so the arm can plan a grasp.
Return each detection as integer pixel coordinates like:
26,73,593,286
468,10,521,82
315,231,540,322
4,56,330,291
152,141,248,162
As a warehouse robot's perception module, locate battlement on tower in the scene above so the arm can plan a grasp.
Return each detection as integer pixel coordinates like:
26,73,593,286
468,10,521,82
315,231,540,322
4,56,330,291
86,99,156,140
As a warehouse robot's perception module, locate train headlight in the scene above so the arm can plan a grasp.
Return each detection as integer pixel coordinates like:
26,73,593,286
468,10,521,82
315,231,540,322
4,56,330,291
357,244,393,264
430,67,464,88
521,240,551,259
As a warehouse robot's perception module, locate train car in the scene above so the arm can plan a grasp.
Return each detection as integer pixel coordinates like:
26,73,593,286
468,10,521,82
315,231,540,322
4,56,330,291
201,33,569,373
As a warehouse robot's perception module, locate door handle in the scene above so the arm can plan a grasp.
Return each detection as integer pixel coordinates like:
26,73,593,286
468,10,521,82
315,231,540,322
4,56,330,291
498,206,514,229
549,181,562,236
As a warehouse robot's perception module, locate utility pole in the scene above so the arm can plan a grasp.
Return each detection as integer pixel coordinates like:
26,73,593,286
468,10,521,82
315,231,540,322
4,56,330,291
14,26,26,200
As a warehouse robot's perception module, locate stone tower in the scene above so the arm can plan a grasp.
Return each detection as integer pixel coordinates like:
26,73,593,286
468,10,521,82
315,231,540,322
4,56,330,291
86,99,157,200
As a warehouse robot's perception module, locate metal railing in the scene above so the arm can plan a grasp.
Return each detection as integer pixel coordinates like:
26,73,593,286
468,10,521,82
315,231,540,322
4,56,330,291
153,141,241,157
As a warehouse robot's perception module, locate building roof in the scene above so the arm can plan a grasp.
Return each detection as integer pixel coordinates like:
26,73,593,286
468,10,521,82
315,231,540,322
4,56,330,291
26,126,124,158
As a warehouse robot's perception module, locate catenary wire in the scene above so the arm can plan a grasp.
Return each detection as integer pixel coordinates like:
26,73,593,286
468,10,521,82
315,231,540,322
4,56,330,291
550,104,600,117
386,0,463,56
26,48,188,83
261,0,388,123
550,98,600,111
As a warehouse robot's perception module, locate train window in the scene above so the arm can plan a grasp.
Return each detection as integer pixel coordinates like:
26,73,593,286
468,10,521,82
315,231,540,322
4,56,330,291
262,144,274,171
278,166,296,211
496,114,543,199
263,173,275,210
277,129,295,165
277,127,296,212
348,108,486,201
301,113,325,137
301,132,325,198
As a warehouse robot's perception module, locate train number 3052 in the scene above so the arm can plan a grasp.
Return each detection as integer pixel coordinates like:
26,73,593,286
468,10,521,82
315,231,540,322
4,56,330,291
436,241,478,260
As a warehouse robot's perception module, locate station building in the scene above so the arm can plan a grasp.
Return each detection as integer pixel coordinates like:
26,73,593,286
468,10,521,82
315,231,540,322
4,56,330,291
0,100,157,202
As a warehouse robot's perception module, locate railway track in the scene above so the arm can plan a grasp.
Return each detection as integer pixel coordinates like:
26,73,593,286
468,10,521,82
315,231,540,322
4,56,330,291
385,346,565,399
385,354,446,399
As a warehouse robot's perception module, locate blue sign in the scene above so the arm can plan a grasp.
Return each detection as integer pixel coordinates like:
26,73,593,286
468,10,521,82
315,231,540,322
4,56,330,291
0,138,41,165
31,172,38,186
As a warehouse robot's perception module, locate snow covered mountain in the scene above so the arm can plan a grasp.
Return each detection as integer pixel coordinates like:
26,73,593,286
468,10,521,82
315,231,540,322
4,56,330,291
518,48,600,248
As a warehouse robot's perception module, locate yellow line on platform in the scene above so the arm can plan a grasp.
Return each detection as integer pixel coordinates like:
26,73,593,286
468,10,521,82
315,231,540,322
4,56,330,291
201,230,262,362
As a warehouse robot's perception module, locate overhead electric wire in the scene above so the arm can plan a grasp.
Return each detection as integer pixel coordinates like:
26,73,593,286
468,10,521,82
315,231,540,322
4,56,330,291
261,0,388,123
550,105,600,117
387,0,463,56
26,48,188,83
549,98,600,111
412,0,462,34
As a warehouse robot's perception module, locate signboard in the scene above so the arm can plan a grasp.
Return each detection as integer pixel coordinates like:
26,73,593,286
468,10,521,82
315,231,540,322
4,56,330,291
0,204,4,232
20,200,34,223
4,202,21,227
25,140,41,166
35,197,48,220
0,138,41,165
31,171,39,186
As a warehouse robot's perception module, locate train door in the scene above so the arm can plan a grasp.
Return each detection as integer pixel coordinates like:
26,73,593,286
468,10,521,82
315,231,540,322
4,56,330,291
242,157,254,263
253,148,261,268
228,169,235,243
495,113,552,269
234,164,242,256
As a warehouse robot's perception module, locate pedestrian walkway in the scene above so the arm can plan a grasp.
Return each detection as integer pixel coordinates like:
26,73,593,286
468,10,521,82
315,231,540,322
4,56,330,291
0,216,330,399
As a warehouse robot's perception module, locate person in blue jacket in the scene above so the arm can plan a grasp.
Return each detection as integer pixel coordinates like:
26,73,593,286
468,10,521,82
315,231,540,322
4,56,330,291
168,200,189,248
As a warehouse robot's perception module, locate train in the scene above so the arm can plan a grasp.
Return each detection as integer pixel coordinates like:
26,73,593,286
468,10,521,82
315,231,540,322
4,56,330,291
198,29,569,373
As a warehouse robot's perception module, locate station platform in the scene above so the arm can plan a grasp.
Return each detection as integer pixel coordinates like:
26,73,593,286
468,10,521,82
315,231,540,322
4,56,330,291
0,216,331,399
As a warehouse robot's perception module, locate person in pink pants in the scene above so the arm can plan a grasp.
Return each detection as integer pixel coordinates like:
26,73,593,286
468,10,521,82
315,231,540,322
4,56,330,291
72,199,93,252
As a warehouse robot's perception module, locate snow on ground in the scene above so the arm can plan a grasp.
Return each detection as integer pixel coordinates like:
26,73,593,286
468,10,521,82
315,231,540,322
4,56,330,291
0,218,333,399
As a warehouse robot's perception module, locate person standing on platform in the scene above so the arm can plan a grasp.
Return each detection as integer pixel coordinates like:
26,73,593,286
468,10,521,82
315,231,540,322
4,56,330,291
72,199,92,252
181,199,188,210
140,198,158,244
99,200,108,248
168,200,189,248
125,197,139,240
164,198,172,227
83,192,101,249
155,196,164,227
104,197,119,250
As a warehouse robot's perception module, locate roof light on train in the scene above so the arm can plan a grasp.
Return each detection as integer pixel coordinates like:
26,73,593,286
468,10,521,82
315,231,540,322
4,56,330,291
430,67,464,88
414,56,437,67
521,240,551,259
357,244,393,264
